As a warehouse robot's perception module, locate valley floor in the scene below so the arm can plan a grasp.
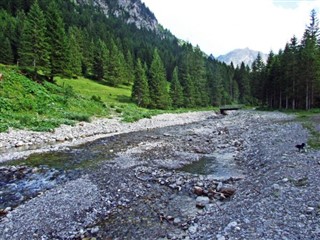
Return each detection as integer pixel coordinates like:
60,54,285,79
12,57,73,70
0,110,319,239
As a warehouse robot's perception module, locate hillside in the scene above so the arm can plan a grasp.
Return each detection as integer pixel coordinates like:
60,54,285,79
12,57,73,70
0,65,108,132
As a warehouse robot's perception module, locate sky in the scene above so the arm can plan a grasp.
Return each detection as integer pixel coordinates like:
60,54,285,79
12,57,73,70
141,0,320,57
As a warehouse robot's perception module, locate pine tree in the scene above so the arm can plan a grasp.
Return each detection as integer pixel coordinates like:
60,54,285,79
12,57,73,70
66,27,82,76
19,0,50,71
300,9,320,109
149,48,171,109
178,45,196,107
107,39,124,86
132,58,150,107
80,30,94,76
46,1,67,79
235,62,251,104
170,66,184,108
0,34,14,64
93,39,109,81
251,52,265,102
124,50,135,85
191,46,209,106
0,9,17,63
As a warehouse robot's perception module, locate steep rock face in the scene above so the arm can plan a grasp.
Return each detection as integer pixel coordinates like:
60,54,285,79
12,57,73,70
116,0,158,30
217,48,268,67
75,0,158,31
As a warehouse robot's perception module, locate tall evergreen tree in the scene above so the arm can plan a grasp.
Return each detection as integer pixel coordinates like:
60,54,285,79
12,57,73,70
19,0,50,71
67,27,82,76
178,44,196,107
300,9,320,109
124,50,135,85
170,66,184,108
0,34,14,64
46,1,67,80
0,9,17,63
235,62,251,104
132,58,150,107
149,48,171,109
191,46,209,106
251,52,265,102
107,39,124,86
93,39,109,81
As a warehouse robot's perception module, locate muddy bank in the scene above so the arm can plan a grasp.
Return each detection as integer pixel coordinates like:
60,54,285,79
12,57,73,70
1,110,319,240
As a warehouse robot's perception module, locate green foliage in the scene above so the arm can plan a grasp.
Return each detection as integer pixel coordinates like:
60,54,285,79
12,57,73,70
107,39,125,86
19,0,50,71
170,66,184,108
67,27,82,76
93,39,109,81
0,35,14,64
132,58,150,107
0,65,108,132
149,48,171,109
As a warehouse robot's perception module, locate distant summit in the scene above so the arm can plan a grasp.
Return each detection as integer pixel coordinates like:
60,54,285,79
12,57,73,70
217,48,268,67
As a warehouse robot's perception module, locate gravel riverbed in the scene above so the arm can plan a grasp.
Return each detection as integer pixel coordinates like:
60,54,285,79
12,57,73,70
0,110,320,240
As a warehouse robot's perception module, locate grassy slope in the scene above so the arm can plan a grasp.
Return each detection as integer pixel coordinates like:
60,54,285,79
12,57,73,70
0,65,108,132
55,77,132,104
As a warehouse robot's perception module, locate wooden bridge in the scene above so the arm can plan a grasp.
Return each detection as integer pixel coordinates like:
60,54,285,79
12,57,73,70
219,105,243,115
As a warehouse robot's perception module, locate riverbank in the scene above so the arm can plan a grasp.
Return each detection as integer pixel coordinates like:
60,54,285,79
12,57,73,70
1,110,320,239
0,111,215,163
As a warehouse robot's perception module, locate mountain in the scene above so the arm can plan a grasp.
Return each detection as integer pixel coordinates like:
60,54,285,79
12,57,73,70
217,48,268,67
75,0,159,31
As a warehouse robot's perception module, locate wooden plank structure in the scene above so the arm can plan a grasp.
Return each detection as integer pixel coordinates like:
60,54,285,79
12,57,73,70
219,105,242,115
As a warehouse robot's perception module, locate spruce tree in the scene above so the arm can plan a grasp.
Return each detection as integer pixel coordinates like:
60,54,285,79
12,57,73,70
107,39,124,86
132,58,150,107
300,9,320,109
0,35,14,64
149,48,171,109
67,27,82,76
46,1,67,79
124,50,135,85
170,66,184,108
178,44,196,107
93,39,109,81
19,0,50,71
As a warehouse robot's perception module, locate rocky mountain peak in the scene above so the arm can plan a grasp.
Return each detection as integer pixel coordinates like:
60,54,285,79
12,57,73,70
75,0,159,31
217,48,268,67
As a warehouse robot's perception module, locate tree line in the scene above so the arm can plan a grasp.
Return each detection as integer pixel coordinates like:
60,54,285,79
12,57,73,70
250,9,320,110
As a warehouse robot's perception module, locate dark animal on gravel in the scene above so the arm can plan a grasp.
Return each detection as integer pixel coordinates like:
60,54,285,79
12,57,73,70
295,143,305,152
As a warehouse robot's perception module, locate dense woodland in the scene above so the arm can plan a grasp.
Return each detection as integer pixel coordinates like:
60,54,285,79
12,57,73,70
0,0,319,110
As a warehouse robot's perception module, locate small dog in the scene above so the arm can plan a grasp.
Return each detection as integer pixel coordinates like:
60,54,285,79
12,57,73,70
295,143,306,152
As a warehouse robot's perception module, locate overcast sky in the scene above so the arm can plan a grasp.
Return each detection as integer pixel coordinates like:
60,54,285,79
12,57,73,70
141,0,320,57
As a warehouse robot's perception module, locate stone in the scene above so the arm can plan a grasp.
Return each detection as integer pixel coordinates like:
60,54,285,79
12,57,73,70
188,224,198,234
173,217,181,225
193,186,204,196
15,141,24,147
196,196,210,208
90,226,99,234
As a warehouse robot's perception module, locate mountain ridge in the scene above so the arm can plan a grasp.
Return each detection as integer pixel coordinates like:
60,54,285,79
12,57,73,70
75,0,159,31
217,48,268,67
